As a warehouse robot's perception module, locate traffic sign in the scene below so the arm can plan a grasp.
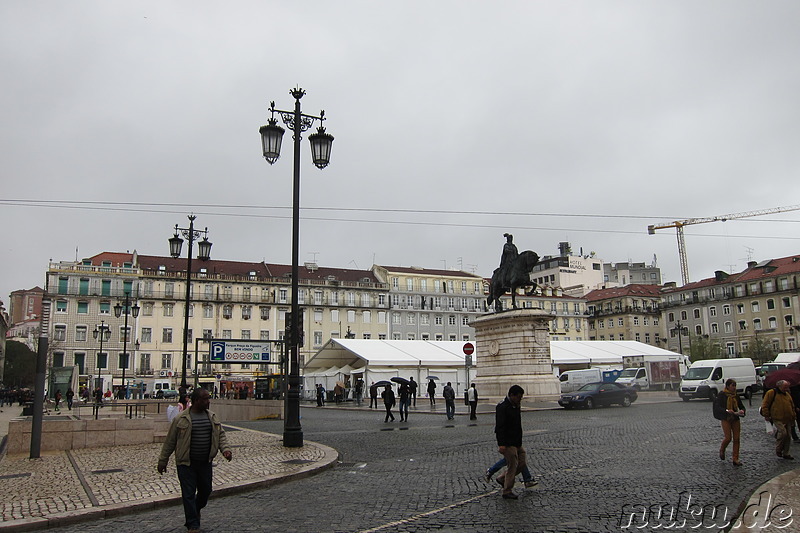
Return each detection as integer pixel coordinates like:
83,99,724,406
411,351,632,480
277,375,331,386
463,342,475,356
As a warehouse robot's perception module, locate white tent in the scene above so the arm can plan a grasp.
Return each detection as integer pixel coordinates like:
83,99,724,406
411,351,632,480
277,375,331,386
549,341,684,373
305,339,475,393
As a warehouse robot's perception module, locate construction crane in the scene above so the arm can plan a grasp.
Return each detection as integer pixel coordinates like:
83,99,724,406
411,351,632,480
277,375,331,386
648,204,800,286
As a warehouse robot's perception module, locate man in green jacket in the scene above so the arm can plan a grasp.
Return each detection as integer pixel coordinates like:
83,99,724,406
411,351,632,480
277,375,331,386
158,388,232,533
761,380,797,460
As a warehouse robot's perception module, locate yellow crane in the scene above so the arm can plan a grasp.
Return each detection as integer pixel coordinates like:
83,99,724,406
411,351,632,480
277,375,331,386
648,204,800,286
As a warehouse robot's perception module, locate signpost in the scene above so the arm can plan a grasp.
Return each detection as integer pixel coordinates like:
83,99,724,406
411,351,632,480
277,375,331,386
463,342,474,389
210,341,272,363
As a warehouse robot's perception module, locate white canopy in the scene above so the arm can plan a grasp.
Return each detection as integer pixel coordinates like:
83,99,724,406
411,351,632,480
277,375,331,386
305,339,470,371
550,340,682,365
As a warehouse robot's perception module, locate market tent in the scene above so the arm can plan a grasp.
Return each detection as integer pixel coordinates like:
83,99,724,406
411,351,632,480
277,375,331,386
550,340,684,371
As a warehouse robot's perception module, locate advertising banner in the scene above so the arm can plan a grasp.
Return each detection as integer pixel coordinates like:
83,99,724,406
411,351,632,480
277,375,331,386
209,341,271,363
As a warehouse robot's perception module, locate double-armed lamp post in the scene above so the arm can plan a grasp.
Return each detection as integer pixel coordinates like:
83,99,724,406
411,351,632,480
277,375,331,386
93,320,111,391
169,215,212,392
114,292,140,399
260,87,334,448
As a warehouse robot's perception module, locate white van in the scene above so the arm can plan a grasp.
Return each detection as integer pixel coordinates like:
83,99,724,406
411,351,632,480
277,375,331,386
679,358,757,401
773,353,800,365
559,369,602,393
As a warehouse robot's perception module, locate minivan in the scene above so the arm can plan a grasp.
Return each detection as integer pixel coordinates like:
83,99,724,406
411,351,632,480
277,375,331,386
679,358,757,401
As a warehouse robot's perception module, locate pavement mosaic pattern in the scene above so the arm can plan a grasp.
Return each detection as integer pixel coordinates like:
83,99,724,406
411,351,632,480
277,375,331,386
0,426,331,529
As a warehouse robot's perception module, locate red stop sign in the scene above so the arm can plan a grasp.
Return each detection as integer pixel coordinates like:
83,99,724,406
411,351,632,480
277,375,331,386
463,342,475,356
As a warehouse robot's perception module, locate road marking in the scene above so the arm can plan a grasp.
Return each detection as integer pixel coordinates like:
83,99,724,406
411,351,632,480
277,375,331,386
358,489,498,532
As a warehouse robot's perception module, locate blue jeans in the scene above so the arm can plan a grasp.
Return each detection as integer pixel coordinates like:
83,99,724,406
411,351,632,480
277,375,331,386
488,456,533,482
445,399,455,419
399,399,410,419
177,462,213,530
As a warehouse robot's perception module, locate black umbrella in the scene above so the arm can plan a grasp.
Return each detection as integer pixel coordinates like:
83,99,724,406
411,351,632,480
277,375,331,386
373,380,393,387
391,377,410,385
426,376,440,381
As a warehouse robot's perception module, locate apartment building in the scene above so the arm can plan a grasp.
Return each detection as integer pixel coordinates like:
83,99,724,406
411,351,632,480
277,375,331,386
371,266,485,341
45,251,388,393
661,256,800,359
603,261,662,287
584,284,663,347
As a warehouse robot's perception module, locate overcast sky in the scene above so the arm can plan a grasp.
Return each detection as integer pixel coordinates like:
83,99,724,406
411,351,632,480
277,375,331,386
2,1,800,308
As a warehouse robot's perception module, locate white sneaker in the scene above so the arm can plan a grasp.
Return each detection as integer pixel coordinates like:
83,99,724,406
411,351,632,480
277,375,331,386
523,479,538,488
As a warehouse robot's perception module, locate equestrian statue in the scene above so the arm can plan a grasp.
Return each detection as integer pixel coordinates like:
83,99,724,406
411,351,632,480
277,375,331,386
487,233,540,312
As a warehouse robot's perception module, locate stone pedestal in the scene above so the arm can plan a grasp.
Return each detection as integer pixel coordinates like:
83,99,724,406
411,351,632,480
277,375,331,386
472,308,560,401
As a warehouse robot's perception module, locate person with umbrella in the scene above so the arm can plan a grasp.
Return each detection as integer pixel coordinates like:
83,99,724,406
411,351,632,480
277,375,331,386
763,363,800,441
761,379,797,460
381,384,396,422
369,382,379,409
398,381,411,422
427,378,437,406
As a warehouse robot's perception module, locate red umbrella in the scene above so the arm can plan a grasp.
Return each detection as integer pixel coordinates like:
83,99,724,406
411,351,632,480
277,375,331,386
763,367,800,389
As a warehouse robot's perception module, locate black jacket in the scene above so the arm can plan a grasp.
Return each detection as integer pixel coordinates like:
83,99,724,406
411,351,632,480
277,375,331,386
495,397,522,447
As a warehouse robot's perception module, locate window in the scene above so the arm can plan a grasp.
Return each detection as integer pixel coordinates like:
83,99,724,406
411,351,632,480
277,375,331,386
406,278,413,291
97,353,108,369
101,280,111,296
165,282,174,298
645,333,651,343
314,331,323,346
363,311,371,324
726,342,735,356
738,320,747,330
680,311,687,320
448,315,456,326
260,306,270,320
54,324,66,341
260,330,270,340
769,316,777,329
709,306,717,317
711,323,719,333
121,326,131,342
161,353,172,369
786,315,794,327
633,317,639,326
142,302,153,316
58,277,68,294
392,277,399,289
435,315,443,325
724,322,733,333
752,301,760,313
222,330,232,339
203,304,213,318
241,330,251,339
314,290,323,305
767,299,775,310
56,300,67,313
462,316,470,325
723,305,731,315
347,310,356,323
162,328,173,343
73,353,86,374
242,305,252,320
753,318,762,330
695,325,702,335
736,304,744,314
75,325,88,342
77,301,88,314
139,353,151,372
314,309,323,322
407,314,415,325
279,289,287,303
118,353,130,370
668,312,675,322
693,309,700,319
163,303,174,317
223,305,233,319
243,287,251,301
203,329,213,339
378,311,386,324
141,327,152,343
331,309,339,322
619,318,625,326
783,297,791,308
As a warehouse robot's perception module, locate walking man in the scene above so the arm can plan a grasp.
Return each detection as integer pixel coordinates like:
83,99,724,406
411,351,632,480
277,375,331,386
409,377,418,407
495,385,527,499
398,382,411,422
427,379,437,406
369,382,379,409
158,388,232,533
467,383,478,420
381,384,396,422
443,382,456,420
761,380,797,460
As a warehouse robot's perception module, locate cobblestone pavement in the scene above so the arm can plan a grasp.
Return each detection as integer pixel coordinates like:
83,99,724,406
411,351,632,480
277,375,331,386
50,399,799,533
0,425,337,531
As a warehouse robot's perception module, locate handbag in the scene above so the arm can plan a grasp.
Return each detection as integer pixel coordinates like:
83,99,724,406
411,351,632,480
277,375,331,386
765,419,775,436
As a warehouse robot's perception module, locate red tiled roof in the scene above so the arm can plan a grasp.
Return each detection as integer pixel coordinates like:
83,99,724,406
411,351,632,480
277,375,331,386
88,252,134,266
731,256,800,283
585,284,663,301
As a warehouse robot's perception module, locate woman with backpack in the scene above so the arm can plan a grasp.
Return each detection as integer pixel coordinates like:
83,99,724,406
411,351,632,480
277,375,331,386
713,379,745,466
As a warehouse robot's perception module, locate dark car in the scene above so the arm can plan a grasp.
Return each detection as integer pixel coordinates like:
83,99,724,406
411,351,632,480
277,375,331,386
161,389,180,399
558,382,638,409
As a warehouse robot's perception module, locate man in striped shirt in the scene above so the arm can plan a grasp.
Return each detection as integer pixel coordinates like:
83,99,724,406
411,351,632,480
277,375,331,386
158,388,232,533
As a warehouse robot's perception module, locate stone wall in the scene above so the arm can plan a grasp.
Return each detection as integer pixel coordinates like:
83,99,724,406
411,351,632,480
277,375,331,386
6,399,284,455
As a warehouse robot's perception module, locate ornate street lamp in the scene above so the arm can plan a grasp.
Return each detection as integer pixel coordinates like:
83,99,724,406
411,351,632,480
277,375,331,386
114,291,140,399
671,320,688,355
260,87,334,448
93,320,111,391
169,214,212,392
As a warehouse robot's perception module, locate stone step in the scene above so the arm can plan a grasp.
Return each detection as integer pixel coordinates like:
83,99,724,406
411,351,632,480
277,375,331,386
154,432,168,443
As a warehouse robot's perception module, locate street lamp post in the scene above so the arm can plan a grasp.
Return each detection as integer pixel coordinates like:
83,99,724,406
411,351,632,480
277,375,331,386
114,292,140,400
671,320,688,355
260,87,334,448
93,320,111,392
169,214,212,393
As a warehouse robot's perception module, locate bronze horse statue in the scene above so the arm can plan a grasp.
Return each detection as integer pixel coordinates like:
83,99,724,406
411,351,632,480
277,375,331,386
487,250,540,312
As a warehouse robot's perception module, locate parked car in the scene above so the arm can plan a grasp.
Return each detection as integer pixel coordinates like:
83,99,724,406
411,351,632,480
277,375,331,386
160,389,180,399
558,382,638,409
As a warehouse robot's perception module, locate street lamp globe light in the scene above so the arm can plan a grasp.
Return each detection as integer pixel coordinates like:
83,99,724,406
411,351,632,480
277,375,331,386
169,229,184,258
259,115,285,164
